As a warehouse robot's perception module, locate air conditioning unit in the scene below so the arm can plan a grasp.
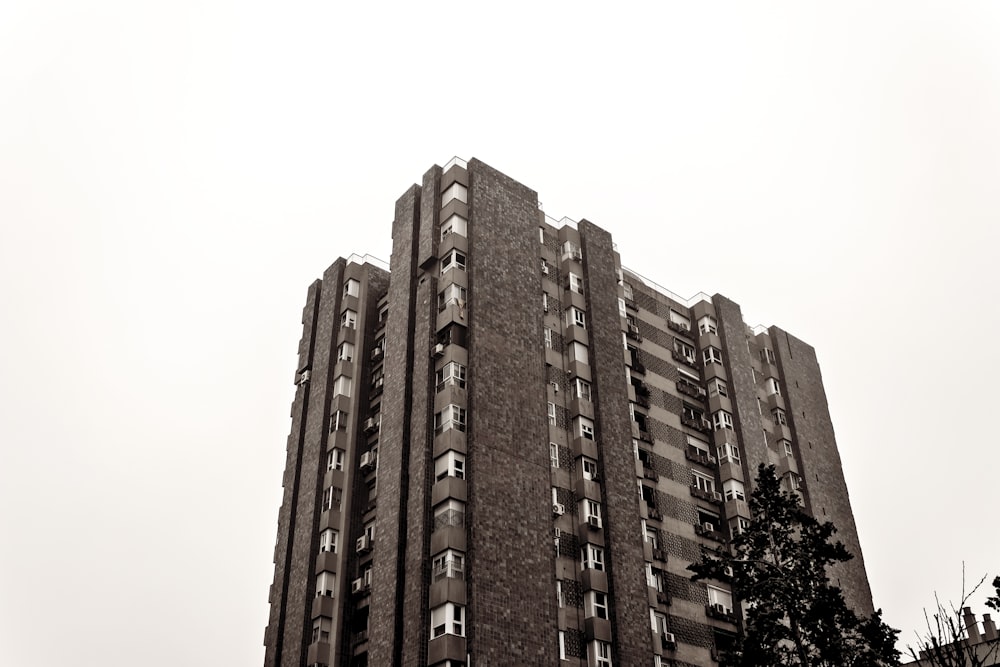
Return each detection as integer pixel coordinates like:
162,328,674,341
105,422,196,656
297,370,311,385
363,417,379,434
351,578,365,593
587,515,602,530
708,455,718,464
662,631,676,648
359,452,372,468
712,602,726,614
432,343,446,358
356,535,370,553
712,491,724,502
572,249,583,261
541,264,549,275
373,377,384,389
703,521,715,532
628,324,639,334
371,346,383,360
552,503,565,516
723,566,735,577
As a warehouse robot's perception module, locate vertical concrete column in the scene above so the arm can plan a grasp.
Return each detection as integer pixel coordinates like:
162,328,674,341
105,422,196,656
579,220,651,666
264,281,321,666
466,159,558,664
368,186,421,667
773,327,874,616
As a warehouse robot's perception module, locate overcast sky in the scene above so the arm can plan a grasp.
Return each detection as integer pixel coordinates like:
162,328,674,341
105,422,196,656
1,2,998,665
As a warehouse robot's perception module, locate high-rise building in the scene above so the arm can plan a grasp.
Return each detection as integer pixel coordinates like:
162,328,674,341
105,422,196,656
263,157,874,667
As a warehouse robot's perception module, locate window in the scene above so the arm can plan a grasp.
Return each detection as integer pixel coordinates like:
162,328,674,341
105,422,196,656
378,305,388,325
441,182,468,206
731,517,752,535
709,378,728,397
761,347,775,364
586,591,609,620
547,402,557,426
682,403,704,423
434,451,465,481
340,309,357,329
582,457,599,481
569,341,589,365
707,585,734,613
330,410,348,431
332,375,352,398
435,361,467,391
669,309,691,331
337,341,354,362
767,377,781,396
316,571,336,597
440,213,467,239
574,378,592,401
687,435,711,458
698,509,720,531
327,448,345,472
583,499,601,522
568,272,584,294
544,327,553,349
559,630,566,659
699,315,718,335
319,528,338,554
717,443,740,465
434,404,467,434
550,443,559,468
644,524,658,547
343,279,359,298
651,610,669,634
772,408,787,426
581,544,605,571
618,298,627,317
723,479,746,501
440,249,467,273
591,640,612,667
565,306,586,329
781,439,794,457
438,284,467,311
646,563,664,591
713,410,734,431
673,338,695,363
430,602,465,638
432,549,465,581
692,470,715,494
576,416,595,440
542,291,551,312
560,241,581,261
433,499,466,529
322,485,342,511
622,282,634,300
703,347,724,366
312,617,332,643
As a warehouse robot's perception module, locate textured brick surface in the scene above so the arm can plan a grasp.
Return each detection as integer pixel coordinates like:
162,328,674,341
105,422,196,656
772,326,874,616
580,220,651,666
466,159,559,664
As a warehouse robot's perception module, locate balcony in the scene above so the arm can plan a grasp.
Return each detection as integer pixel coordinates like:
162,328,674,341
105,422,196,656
706,603,737,624
672,350,698,367
685,447,717,468
694,522,726,542
676,380,705,399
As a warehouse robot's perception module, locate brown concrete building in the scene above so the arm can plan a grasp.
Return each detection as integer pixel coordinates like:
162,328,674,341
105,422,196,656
262,157,874,667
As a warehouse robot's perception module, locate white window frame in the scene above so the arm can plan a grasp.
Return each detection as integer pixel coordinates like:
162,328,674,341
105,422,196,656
559,630,566,659
560,241,581,261
707,584,734,612
440,249,467,274
315,571,336,598
433,498,466,528
327,448,345,471
585,590,610,620
319,528,338,554
773,408,787,426
438,283,467,311
692,470,715,494
574,378,592,401
434,450,466,481
568,272,584,294
343,279,359,298
440,213,467,239
337,341,354,362
713,410,734,431
698,315,718,335
618,297,627,317
332,375,352,398
434,404,467,434
703,346,724,365
569,341,589,365
669,309,691,331
582,457,599,481
340,309,357,329
782,439,794,457
547,402,557,426
544,327,553,349
322,485,342,512
687,435,711,458
565,306,586,329
718,442,740,465
435,361,467,391
581,543,605,571
709,378,728,397
674,338,695,362
312,617,332,643
430,602,465,638
577,416,595,441
550,443,559,468
432,549,465,581
591,640,612,667
583,499,601,522
651,609,669,634
441,182,468,206
767,377,781,396
723,479,746,501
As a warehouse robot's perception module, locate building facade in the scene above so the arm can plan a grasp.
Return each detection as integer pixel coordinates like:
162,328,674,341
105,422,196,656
263,158,874,667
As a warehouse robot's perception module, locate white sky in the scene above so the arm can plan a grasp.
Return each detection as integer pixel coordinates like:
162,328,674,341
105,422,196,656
1,2,997,665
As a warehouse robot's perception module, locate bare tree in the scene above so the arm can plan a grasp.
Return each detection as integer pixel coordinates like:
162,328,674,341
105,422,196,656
906,567,1000,667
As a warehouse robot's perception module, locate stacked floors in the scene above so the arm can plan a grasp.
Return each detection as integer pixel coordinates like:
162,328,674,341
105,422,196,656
263,158,873,667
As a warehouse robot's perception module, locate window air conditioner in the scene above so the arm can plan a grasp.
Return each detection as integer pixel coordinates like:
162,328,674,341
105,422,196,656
298,370,311,385
552,503,565,516
363,417,379,434
541,264,549,275
356,535,370,553
587,515,602,530
703,521,715,532
351,578,365,593
712,491,724,502
712,602,726,614
359,452,372,468
663,632,676,647
572,249,583,260
432,343,446,358
723,566,734,577
371,347,383,359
